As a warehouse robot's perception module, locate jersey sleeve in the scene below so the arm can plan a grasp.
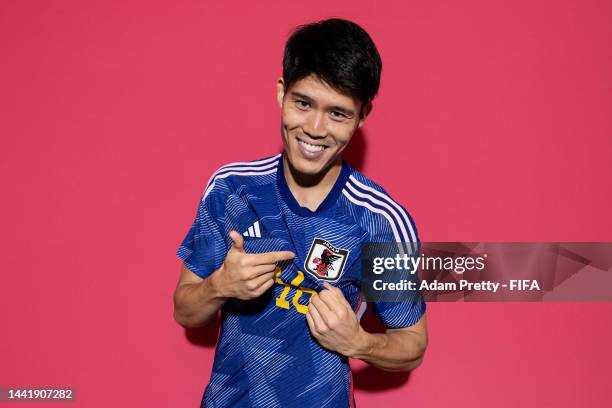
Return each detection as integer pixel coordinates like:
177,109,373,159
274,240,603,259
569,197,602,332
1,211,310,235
370,297,426,329
176,184,229,279
369,203,426,329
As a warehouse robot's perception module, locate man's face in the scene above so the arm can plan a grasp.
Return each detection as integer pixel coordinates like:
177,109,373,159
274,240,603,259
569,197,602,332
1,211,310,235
276,74,371,177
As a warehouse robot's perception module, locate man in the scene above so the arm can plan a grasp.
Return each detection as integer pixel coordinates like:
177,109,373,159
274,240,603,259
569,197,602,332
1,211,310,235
174,18,428,408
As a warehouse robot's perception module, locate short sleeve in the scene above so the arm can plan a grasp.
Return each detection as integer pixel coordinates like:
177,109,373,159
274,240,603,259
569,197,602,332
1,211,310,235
371,297,426,329
369,202,426,329
176,188,229,279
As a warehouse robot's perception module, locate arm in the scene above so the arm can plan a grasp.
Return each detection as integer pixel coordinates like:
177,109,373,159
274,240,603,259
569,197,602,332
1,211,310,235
173,263,227,328
306,283,428,372
350,314,428,371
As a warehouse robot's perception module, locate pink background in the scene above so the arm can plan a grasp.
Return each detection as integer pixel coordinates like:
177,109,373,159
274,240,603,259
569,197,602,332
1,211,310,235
1,0,611,406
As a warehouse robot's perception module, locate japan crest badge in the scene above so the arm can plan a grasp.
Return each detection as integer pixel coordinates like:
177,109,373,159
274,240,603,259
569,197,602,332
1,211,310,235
304,238,349,281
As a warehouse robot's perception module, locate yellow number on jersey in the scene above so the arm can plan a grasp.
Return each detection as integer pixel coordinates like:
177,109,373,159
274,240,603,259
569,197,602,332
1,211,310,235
274,267,316,314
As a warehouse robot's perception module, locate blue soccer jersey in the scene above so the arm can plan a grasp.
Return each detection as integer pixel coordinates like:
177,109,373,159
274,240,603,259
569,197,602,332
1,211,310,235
177,152,426,408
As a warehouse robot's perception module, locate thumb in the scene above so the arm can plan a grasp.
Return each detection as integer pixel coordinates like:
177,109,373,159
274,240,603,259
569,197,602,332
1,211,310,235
229,230,245,252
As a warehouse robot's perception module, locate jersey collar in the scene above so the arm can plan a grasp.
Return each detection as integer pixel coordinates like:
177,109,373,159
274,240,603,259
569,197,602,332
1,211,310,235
276,152,352,217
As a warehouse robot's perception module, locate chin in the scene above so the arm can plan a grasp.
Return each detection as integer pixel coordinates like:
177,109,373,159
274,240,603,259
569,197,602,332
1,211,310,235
288,154,326,176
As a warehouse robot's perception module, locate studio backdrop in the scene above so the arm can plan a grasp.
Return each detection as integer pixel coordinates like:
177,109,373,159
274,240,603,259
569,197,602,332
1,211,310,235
1,0,611,407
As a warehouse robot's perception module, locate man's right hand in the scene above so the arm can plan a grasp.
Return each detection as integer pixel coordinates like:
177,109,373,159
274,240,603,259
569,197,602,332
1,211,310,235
210,230,295,300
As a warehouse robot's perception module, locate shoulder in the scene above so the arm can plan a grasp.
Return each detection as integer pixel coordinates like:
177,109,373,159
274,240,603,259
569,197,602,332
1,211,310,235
202,153,281,201
341,168,419,243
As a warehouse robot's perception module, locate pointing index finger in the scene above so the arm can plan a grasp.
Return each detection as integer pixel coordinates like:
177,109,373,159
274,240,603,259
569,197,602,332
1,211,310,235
249,250,296,265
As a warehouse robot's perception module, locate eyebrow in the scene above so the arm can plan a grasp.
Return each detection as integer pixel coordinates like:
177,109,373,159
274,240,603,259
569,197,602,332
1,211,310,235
290,91,355,117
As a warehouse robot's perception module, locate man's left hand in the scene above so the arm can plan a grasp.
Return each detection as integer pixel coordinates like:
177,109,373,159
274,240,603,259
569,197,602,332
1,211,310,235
305,282,368,357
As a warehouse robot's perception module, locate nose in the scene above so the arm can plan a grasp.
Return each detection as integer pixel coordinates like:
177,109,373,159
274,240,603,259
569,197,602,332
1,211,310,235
303,110,327,139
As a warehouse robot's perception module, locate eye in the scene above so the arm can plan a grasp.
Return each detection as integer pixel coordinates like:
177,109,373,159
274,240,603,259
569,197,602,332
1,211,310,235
330,111,348,121
295,100,310,110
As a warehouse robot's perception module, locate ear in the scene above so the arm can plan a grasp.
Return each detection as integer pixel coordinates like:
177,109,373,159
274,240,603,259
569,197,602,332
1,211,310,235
357,102,373,129
276,77,285,109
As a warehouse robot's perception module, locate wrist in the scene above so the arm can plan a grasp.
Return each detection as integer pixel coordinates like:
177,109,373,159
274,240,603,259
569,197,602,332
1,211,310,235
207,266,229,300
349,327,378,359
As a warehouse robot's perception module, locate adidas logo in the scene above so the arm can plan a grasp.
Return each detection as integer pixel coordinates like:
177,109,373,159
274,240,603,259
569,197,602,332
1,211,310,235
242,220,261,238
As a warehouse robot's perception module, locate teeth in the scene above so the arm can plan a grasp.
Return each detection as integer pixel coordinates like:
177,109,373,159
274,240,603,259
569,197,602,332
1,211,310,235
299,140,324,153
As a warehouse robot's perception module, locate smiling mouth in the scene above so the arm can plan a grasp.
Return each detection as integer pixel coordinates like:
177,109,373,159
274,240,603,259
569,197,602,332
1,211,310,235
297,137,327,153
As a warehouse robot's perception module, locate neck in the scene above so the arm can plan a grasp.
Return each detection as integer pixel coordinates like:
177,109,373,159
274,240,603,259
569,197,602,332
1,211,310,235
283,156,343,212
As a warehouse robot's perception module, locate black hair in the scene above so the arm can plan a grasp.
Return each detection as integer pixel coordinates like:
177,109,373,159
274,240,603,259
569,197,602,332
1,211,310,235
282,18,382,114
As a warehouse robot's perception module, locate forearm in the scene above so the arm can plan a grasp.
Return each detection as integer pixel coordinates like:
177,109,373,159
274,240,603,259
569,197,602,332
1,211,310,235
173,269,227,328
350,327,427,372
